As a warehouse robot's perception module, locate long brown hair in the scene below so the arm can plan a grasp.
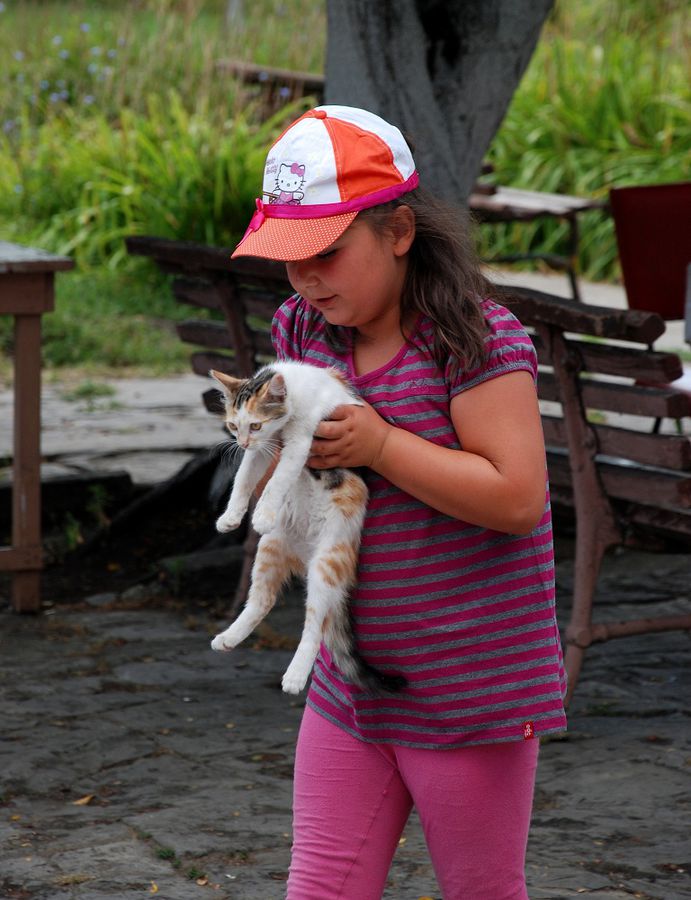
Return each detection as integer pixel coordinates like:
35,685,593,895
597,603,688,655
326,187,492,372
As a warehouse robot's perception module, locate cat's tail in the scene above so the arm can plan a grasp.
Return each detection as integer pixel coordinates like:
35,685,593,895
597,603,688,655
351,653,408,694
325,612,407,695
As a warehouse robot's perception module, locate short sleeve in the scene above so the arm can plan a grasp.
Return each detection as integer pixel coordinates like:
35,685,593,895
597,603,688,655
448,299,538,398
271,293,306,361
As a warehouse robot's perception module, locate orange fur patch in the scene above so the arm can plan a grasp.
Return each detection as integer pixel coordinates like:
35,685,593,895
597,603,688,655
254,540,302,594
332,473,368,517
317,541,359,587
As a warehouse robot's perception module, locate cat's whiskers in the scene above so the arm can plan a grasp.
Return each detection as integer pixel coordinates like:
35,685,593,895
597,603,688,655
215,439,243,470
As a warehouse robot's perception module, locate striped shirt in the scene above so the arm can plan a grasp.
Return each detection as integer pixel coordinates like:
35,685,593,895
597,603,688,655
273,294,567,748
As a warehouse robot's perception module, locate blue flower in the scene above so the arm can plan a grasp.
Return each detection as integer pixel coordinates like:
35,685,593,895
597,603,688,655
87,63,99,74
90,46,102,56
0,3,6,12
3,119,16,133
59,49,70,59
40,79,50,90
52,35,63,46
80,22,91,32
82,94,95,106
14,185,24,195
14,50,24,61
107,49,117,58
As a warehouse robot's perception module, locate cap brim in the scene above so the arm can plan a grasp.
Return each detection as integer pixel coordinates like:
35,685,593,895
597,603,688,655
231,211,357,261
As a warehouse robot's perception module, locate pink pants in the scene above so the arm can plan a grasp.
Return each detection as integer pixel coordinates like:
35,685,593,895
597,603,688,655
287,707,538,900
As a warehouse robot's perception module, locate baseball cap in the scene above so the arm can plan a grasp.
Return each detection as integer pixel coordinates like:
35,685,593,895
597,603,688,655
231,105,419,261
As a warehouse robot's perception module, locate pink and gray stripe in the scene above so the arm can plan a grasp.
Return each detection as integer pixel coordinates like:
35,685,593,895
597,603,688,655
273,295,567,748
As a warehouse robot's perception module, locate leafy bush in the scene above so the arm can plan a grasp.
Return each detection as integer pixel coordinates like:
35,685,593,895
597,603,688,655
0,0,687,374
3,96,306,267
481,0,690,280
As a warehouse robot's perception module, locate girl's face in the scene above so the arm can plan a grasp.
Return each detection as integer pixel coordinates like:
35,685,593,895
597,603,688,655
285,210,415,338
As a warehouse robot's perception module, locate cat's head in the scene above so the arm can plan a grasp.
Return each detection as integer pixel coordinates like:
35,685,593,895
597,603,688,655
211,368,289,450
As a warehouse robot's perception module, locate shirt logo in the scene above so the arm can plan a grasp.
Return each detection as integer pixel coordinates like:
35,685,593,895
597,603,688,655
522,721,535,740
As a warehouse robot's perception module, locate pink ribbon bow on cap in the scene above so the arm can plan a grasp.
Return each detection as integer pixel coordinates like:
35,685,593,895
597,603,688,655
239,198,265,244
290,163,305,177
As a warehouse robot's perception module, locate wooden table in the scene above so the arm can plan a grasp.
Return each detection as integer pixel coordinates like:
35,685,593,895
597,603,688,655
0,243,74,612
468,186,607,301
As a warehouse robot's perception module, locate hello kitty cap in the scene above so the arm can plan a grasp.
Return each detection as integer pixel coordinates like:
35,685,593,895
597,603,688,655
231,105,419,261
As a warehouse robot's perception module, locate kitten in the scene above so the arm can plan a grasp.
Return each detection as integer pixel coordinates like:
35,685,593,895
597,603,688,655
209,361,405,695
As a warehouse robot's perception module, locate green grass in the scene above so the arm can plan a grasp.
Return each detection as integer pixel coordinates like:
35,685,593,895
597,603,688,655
0,0,688,376
0,265,211,383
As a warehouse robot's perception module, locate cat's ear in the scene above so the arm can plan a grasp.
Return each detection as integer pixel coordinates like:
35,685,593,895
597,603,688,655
266,373,287,402
210,369,244,399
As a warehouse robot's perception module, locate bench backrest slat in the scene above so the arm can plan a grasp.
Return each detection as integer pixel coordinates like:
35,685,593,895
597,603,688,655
532,334,683,383
125,236,691,543
538,372,690,419
502,288,666,344
546,452,691,508
542,415,691,470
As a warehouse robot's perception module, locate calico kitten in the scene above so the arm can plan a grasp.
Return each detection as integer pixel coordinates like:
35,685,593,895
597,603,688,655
210,361,405,695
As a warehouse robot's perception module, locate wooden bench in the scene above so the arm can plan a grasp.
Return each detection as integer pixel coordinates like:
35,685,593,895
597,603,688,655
126,235,691,700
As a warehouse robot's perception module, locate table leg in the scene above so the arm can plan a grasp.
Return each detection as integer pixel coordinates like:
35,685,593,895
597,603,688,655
566,214,583,302
12,313,43,612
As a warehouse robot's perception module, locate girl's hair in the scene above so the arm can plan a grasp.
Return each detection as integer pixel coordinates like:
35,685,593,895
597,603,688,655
328,188,492,372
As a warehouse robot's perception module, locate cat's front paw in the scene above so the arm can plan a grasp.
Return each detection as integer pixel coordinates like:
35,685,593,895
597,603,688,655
251,504,277,535
281,670,308,694
211,633,236,652
216,509,244,533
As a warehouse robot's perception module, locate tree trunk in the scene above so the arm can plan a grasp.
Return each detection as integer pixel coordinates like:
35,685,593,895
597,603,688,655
325,0,554,205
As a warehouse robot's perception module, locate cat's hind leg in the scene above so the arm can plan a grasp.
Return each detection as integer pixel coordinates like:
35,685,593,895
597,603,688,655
211,533,299,652
281,541,357,694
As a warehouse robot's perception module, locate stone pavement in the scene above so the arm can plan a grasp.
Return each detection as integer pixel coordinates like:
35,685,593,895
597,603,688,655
1,271,690,898
1,546,690,899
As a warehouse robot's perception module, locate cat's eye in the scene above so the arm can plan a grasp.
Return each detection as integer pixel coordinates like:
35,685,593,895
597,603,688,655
226,422,238,431
249,423,262,432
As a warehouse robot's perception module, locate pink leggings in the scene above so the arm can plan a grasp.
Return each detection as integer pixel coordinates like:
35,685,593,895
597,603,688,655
287,707,539,900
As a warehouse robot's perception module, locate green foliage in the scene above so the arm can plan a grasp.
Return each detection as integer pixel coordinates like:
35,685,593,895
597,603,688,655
0,0,687,373
0,267,209,378
481,0,690,280
0,0,322,265
3,96,304,267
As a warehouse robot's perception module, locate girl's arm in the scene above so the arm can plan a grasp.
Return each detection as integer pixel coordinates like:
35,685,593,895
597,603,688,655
308,371,547,535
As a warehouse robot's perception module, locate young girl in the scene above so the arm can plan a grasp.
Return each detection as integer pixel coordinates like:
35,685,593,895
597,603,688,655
231,105,567,900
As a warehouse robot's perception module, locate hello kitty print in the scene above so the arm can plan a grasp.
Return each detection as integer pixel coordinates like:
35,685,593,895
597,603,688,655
272,162,305,205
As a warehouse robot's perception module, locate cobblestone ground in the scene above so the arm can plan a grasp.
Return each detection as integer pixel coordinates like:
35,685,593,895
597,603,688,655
1,544,689,900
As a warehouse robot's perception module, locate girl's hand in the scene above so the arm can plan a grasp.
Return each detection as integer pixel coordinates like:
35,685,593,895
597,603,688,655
308,402,391,469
